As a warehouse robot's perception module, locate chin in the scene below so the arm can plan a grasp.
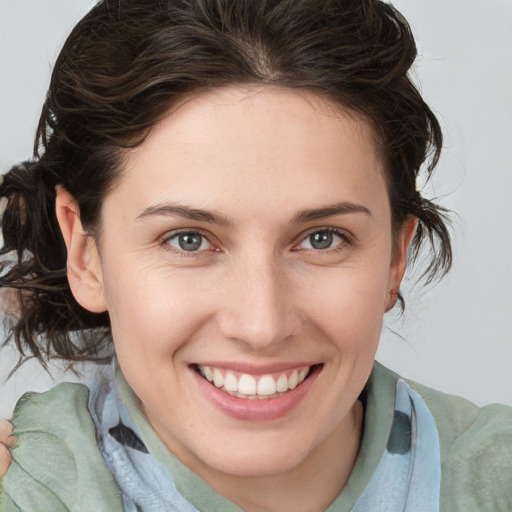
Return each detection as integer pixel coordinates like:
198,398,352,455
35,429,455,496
207,443,311,478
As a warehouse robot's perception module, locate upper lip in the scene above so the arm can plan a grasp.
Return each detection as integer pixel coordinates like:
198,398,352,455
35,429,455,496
191,361,320,375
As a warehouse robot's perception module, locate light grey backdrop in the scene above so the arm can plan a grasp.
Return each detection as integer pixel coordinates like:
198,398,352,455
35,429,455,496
1,0,511,418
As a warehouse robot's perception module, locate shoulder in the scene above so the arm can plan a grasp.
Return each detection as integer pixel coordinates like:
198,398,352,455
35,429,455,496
11,382,94,432
0,383,123,512
408,380,512,511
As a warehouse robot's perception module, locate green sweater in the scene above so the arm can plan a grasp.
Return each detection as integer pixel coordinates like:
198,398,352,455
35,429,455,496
1,362,511,511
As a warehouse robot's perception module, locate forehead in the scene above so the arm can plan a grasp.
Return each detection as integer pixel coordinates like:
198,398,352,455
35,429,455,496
145,86,381,159
109,86,388,222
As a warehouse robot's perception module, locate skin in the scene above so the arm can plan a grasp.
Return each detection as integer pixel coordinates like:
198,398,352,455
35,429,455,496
55,86,416,512
0,420,15,478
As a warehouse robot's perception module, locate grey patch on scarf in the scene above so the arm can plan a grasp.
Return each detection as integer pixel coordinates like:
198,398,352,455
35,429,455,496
109,421,149,454
387,410,412,454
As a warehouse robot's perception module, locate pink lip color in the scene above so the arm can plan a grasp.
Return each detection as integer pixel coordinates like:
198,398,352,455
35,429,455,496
192,365,321,421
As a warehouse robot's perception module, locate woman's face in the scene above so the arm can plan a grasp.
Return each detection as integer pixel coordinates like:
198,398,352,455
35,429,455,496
77,87,412,481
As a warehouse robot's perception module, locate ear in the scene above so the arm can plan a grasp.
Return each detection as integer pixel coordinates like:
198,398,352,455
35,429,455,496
385,216,418,312
55,187,107,313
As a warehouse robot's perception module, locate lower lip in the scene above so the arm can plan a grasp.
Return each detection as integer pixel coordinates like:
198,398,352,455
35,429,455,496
192,365,321,421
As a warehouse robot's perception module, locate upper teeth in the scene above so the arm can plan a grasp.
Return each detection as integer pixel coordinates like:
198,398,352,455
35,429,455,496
198,365,310,398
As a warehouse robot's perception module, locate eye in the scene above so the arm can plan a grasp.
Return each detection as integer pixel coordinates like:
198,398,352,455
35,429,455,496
164,231,212,252
298,229,346,251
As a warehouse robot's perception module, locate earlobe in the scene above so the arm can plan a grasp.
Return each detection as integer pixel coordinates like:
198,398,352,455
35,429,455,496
55,188,107,313
385,216,418,312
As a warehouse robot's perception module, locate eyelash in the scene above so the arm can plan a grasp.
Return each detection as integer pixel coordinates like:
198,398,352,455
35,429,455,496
161,229,218,256
293,227,351,254
161,227,351,258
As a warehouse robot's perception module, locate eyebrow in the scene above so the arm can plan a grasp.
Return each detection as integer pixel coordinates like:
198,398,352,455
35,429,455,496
136,204,232,226
292,202,372,223
136,201,371,226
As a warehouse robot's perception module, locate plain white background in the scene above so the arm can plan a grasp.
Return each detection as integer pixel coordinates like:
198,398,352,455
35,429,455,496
0,0,511,418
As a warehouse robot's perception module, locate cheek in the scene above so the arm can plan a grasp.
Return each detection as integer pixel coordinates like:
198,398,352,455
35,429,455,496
300,264,390,346
102,260,214,358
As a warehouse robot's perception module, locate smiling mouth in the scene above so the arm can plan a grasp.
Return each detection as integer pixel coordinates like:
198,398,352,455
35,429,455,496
194,364,319,400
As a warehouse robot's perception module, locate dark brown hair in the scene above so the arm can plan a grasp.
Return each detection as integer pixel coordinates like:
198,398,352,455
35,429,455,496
0,0,451,367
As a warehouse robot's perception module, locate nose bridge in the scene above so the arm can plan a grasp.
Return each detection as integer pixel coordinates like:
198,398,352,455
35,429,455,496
218,250,298,349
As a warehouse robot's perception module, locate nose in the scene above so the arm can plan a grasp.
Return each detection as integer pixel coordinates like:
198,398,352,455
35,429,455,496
216,254,300,351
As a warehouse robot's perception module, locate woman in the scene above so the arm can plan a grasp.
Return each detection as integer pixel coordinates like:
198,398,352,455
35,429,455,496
0,0,510,511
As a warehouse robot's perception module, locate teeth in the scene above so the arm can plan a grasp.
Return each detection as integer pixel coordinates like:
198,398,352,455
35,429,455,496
257,375,277,396
203,366,213,382
198,365,311,399
224,372,238,392
276,373,288,392
288,370,299,389
238,374,257,395
213,368,224,388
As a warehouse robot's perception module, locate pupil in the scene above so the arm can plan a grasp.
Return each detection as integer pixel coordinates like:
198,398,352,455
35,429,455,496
310,231,332,250
179,233,202,251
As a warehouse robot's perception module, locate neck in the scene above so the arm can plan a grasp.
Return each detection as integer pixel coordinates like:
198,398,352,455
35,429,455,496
198,401,364,512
